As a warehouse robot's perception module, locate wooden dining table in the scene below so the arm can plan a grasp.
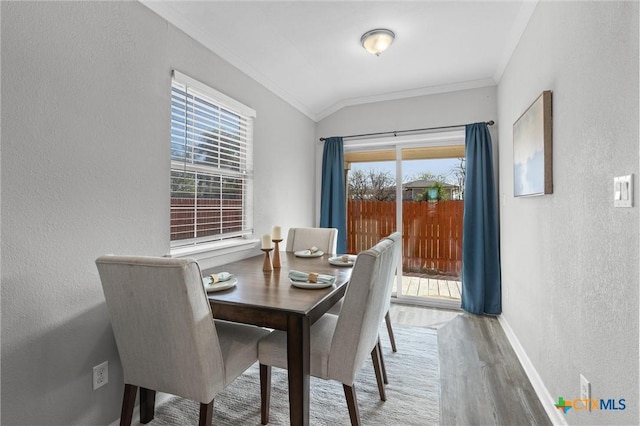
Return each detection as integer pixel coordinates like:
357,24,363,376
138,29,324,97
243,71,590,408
202,251,352,426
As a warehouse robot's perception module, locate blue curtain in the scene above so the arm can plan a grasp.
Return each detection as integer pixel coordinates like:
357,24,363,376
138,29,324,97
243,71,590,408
320,137,347,253
461,123,501,315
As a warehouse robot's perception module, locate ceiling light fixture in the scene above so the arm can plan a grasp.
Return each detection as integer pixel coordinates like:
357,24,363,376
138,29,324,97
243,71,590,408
360,28,395,56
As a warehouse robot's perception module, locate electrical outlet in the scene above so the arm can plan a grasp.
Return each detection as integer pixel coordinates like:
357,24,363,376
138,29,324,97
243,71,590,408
580,374,591,408
93,361,108,390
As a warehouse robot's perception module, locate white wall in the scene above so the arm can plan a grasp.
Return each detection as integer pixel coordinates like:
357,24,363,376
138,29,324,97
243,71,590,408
5,1,637,425
317,86,497,139
498,2,638,424
0,2,315,424
315,86,498,222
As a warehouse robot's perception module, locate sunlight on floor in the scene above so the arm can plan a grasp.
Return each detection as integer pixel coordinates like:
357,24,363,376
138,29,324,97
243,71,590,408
388,303,461,329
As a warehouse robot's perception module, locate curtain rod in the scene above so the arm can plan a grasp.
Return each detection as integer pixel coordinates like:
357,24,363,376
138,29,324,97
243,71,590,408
318,120,494,142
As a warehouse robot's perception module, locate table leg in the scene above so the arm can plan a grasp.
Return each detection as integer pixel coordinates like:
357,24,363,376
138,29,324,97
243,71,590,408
286,314,310,426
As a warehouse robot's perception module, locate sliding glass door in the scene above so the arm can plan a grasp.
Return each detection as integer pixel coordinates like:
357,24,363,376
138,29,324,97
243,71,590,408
344,132,464,309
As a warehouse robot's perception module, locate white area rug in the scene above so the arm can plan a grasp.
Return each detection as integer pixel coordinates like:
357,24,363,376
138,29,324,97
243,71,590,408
136,324,439,425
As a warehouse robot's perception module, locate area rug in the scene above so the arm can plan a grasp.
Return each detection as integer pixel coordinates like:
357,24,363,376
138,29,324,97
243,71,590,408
136,324,439,425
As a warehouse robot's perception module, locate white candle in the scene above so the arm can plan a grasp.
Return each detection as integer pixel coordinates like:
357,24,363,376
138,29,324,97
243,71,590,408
261,234,272,249
272,225,282,240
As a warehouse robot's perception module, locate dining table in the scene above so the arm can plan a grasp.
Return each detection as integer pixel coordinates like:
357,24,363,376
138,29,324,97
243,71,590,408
202,251,352,426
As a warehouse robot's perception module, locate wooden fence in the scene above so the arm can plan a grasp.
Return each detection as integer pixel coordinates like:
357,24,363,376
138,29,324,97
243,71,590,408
347,200,464,276
171,198,243,241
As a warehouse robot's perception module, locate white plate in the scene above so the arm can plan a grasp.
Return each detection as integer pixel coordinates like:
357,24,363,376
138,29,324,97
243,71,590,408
294,250,324,258
203,276,237,292
328,255,357,267
289,278,334,289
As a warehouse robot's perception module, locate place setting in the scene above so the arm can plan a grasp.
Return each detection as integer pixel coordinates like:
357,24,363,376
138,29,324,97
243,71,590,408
294,246,324,258
202,271,237,292
328,254,357,267
288,269,336,289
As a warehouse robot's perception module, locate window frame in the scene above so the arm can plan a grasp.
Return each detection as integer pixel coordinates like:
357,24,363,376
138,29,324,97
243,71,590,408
170,71,256,253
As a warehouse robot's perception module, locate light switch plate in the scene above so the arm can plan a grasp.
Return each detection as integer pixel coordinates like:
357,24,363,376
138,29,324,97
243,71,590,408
614,174,633,208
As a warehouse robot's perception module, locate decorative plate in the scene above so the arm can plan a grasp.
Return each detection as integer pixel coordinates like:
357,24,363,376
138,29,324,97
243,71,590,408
203,276,238,292
289,279,334,289
294,250,324,258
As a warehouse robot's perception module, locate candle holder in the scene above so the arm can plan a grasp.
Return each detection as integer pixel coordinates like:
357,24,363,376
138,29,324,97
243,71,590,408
272,239,283,268
261,248,273,271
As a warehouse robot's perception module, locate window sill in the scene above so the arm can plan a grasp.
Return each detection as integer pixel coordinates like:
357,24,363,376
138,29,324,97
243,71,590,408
170,238,259,262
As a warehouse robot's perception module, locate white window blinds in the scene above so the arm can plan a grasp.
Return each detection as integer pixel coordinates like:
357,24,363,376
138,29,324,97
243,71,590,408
170,71,255,247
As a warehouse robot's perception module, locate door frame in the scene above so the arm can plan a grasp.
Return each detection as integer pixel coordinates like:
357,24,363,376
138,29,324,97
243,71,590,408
344,130,465,310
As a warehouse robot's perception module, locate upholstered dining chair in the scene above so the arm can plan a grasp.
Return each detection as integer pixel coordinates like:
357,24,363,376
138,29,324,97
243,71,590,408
327,231,401,367
258,233,401,425
285,227,338,255
95,255,270,426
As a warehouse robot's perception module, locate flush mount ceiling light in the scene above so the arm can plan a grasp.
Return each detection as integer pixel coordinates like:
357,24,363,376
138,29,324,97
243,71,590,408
360,28,395,56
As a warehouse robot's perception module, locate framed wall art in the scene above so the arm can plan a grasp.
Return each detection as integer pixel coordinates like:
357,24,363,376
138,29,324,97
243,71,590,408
513,90,553,197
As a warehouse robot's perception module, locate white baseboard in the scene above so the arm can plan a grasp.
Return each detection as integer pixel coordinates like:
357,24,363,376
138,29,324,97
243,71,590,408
108,392,174,426
497,315,568,426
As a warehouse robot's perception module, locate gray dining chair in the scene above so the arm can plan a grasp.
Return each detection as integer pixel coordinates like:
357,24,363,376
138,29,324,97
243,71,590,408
326,231,401,383
95,255,270,426
258,232,401,425
285,227,338,255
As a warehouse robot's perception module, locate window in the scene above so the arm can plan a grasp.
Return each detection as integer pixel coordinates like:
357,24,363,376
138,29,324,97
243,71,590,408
170,71,255,248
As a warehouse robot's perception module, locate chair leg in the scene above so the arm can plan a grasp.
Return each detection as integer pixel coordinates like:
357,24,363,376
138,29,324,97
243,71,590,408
260,364,272,425
385,311,397,352
342,384,362,426
377,338,388,385
371,344,387,402
199,400,214,426
120,384,138,426
139,387,156,424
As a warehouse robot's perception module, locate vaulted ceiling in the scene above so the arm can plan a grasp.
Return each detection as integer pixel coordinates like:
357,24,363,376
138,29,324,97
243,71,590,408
142,1,537,121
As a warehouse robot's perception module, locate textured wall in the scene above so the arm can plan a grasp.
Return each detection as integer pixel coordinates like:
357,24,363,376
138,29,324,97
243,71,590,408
317,86,497,139
316,86,498,221
497,2,639,424
1,2,314,424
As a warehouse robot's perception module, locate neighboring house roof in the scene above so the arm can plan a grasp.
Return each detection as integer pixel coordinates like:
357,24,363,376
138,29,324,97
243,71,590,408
403,179,458,190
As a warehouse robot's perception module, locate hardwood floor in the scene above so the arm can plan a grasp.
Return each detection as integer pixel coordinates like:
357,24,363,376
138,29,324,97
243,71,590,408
388,303,552,426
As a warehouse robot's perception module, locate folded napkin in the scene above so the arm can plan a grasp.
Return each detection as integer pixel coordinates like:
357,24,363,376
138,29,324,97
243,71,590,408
298,246,320,255
339,254,357,262
289,270,336,285
208,272,232,283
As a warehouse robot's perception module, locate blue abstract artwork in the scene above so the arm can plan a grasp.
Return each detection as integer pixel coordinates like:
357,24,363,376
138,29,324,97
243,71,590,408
513,91,552,197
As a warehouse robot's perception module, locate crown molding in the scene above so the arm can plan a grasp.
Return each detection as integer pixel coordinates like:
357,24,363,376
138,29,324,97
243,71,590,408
141,1,536,124
314,78,497,122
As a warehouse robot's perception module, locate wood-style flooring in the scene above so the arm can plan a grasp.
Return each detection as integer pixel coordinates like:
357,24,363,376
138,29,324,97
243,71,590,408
388,303,552,426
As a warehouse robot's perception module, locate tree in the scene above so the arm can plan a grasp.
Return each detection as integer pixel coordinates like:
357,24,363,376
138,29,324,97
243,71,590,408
347,169,395,201
348,169,369,200
367,170,395,201
452,157,466,199
171,171,196,197
412,171,448,183
413,181,449,202
422,181,449,201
